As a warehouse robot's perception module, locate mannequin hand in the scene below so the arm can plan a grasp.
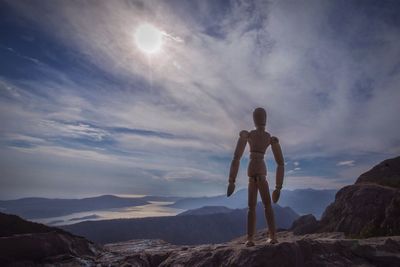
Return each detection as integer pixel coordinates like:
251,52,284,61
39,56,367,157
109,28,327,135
272,189,281,203
227,182,235,197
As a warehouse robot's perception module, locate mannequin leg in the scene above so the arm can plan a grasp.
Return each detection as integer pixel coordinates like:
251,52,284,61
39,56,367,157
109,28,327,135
258,176,277,243
247,177,257,246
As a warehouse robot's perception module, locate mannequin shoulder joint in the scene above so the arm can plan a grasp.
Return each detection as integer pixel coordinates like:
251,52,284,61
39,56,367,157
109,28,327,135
239,130,249,139
271,136,279,144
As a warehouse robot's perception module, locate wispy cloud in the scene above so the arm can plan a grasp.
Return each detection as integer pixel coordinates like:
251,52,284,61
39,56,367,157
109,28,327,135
1,45,41,65
336,160,355,167
1,0,399,198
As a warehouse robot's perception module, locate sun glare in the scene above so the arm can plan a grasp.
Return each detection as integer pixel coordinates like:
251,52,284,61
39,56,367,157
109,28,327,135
134,23,163,54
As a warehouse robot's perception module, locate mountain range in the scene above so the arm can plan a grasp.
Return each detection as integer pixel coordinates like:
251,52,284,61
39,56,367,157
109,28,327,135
0,195,181,219
0,188,336,220
170,188,336,218
61,203,299,245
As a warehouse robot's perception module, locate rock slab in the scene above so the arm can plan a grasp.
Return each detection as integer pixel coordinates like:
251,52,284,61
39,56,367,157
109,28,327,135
98,232,400,267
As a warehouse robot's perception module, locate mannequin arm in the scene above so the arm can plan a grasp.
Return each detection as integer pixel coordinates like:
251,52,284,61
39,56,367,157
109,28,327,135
271,136,284,190
228,130,248,183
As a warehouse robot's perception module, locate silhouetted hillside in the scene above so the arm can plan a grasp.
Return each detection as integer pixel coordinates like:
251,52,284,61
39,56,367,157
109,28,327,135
0,212,98,265
0,212,65,237
62,204,299,245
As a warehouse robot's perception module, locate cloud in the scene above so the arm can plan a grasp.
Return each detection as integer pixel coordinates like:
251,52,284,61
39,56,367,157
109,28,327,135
283,175,348,190
287,166,301,174
1,45,41,65
4,0,400,156
1,0,400,198
336,160,356,167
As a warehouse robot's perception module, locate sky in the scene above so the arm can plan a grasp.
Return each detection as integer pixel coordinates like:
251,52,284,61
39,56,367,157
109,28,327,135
0,0,399,199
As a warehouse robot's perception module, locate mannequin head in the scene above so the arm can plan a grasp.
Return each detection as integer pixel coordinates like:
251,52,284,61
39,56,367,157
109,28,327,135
253,107,266,128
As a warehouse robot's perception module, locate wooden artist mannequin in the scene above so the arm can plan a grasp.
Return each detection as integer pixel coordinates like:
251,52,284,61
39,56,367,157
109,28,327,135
227,107,284,246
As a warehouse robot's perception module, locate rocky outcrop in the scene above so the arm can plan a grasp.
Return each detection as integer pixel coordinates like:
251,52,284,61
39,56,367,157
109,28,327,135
0,212,100,266
319,156,400,237
290,214,319,235
0,212,66,237
97,231,400,267
356,156,400,188
319,184,400,237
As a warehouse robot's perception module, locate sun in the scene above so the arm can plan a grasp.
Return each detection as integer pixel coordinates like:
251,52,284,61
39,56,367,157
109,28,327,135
134,23,163,54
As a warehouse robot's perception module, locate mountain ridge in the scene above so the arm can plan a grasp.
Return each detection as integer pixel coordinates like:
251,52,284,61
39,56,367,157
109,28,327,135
61,203,299,245
0,195,181,219
0,188,335,221
169,188,336,218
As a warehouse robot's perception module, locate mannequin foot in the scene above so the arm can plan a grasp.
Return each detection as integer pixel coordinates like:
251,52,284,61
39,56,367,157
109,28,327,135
245,240,255,247
267,238,278,244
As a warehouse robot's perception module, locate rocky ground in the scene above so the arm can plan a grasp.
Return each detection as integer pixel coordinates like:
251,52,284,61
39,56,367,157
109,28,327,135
4,225,400,266
94,231,400,267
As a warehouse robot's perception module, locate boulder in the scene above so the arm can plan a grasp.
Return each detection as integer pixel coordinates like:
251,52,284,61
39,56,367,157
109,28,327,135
290,214,319,235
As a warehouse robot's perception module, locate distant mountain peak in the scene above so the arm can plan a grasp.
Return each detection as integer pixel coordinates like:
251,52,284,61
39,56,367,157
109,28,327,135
178,206,233,216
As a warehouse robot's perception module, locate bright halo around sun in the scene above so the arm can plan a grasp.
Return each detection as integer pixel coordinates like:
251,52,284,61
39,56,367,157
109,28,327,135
134,23,163,54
